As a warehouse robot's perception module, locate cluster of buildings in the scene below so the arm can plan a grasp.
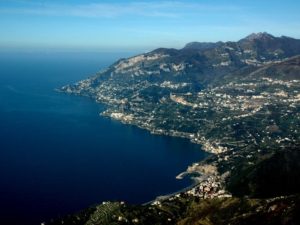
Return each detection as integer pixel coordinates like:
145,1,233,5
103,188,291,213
186,177,232,199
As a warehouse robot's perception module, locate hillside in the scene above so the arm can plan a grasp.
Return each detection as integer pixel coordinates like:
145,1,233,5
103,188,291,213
56,196,300,225
61,33,300,155
55,33,300,224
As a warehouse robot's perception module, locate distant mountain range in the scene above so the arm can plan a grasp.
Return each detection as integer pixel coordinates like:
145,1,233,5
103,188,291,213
62,32,300,93
56,33,300,225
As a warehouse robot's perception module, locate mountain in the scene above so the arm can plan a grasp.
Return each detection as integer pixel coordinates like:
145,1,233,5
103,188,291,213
183,41,222,51
56,33,300,224
62,32,300,94
238,32,300,60
242,32,275,41
49,194,300,225
60,33,300,151
60,31,300,161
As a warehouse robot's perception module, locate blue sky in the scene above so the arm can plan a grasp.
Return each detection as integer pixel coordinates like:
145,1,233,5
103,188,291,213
1,0,300,52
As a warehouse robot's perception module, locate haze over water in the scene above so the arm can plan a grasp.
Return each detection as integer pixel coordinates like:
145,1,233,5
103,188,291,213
0,52,207,225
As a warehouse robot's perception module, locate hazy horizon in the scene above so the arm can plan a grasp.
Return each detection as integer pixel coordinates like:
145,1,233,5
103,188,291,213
1,0,300,52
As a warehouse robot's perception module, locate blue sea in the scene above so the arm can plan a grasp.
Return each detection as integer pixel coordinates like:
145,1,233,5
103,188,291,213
0,52,207,225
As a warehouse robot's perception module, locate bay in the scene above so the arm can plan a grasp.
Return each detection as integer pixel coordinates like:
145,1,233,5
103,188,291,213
0,52,207,225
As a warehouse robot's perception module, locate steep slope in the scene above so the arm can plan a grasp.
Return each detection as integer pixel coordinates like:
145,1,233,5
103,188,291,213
59,32,300,159
52,32,300,225
226,146,300,198
238,32,300,60
61,33,300,96
61,55,300,154
48,195,300,225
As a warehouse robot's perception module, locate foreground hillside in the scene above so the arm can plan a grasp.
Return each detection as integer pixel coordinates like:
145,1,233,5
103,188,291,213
53,33,300,224
47,145,300,225
49,195,300,225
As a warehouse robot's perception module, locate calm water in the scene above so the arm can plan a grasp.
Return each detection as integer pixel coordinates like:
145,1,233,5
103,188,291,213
0,52,207,225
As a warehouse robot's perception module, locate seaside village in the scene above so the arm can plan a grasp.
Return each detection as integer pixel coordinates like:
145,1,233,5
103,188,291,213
151,162,232,207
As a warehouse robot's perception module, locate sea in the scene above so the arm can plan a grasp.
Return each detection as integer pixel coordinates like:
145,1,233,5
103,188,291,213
0,51,207,225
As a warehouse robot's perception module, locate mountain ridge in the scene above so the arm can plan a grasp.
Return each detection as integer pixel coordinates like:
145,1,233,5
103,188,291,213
60,32,300,154
56,32,300,225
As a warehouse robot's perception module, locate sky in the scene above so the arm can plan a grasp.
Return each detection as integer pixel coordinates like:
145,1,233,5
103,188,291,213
1,0,300,52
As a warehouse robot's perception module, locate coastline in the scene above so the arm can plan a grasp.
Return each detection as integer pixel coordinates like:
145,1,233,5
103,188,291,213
142,178,199,206
100,110,221,197
59,89,230,204
101,109,228,155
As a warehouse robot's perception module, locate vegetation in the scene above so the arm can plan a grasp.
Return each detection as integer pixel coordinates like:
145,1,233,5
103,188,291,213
48,196,300,225
54,33,300,224
226,146,300,198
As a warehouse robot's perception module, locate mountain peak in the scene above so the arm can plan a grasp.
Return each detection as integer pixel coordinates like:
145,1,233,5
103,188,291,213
241,32,275,42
